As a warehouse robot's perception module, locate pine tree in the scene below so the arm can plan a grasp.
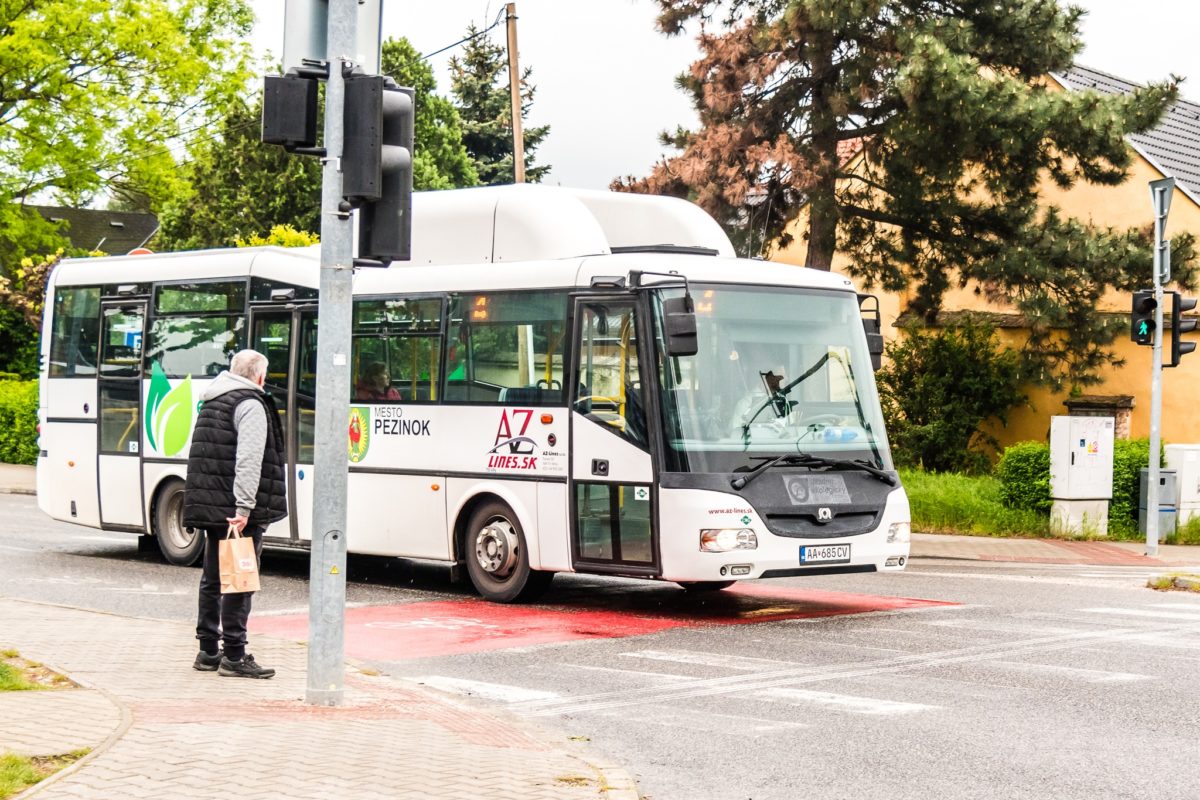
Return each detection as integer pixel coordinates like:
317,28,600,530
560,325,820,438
618,0,1196,389
449,24,550,184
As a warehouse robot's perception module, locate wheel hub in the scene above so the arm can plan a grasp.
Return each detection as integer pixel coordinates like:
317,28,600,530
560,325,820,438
474,518,518,577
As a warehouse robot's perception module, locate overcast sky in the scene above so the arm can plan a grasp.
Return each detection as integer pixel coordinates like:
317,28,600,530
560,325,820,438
250,0,1200,190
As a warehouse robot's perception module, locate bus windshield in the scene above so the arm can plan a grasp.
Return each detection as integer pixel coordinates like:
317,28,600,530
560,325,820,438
654,284,893,474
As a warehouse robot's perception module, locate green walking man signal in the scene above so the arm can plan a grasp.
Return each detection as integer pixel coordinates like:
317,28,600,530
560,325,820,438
1131,290,1156,345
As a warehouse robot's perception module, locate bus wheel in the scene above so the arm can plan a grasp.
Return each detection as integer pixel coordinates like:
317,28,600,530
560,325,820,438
677,580,737,592
153,480,204,567
464,500,552,603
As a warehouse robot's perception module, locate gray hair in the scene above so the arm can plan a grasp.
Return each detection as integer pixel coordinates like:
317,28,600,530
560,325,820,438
230,349,268,383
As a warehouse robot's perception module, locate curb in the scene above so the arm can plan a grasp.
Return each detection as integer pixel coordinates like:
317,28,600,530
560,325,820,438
6,658,133,800
0,487,36,496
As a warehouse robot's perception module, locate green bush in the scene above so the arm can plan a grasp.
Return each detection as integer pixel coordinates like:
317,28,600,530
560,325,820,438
0,380,38,465
995,441,1051,514
878,320,1025,474
1109,438,1156,538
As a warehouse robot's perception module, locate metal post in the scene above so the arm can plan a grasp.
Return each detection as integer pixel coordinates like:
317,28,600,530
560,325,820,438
306,0,357,707
1146,177,1175,557
506,3,526,183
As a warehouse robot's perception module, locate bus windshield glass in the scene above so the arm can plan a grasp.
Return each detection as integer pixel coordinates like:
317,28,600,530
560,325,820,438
654,284,893,474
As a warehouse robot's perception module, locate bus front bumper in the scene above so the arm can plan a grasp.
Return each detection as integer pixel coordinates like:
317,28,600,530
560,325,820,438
656,486,911,582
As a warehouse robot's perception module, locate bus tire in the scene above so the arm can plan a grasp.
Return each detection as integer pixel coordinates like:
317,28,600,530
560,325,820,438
153,480,204,567
463,500,552,603
677,580,737,592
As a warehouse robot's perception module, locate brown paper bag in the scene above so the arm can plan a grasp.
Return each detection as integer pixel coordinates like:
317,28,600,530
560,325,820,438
219,525,261,594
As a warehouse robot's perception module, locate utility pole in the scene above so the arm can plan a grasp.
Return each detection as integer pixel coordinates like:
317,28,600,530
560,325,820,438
1145,176,1174,558
306,0,358,707
506,2,526,184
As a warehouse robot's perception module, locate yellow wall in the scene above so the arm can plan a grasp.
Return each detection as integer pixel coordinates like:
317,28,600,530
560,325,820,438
774,116,1200,450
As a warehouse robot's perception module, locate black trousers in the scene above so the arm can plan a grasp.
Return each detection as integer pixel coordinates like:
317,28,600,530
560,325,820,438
196,525,264,660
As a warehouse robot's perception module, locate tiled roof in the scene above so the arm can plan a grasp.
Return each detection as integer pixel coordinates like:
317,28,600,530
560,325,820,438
26,205,158,255
1053,64,1200,202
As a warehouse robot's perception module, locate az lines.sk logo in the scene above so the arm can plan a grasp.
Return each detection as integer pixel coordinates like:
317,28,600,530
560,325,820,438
145,362,194,457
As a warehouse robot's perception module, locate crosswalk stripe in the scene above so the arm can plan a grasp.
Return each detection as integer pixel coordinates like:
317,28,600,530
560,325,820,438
1080,607,1200,620
987,660,1151,683
620,649,805,672
756,687,935,715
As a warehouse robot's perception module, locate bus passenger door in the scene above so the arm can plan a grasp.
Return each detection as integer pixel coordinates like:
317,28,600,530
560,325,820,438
569,297,659,575
97,300,146,529
250,306,317,543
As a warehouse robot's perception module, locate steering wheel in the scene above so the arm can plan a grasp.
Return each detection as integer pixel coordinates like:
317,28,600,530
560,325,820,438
803,414,845,426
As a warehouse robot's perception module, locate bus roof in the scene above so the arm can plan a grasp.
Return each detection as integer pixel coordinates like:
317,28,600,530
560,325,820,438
51,186,855,295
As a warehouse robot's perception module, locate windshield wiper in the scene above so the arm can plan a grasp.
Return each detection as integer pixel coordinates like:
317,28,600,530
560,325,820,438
730,454,896,490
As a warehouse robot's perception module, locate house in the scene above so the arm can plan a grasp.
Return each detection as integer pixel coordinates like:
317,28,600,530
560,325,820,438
774,64,1200,447
27,205,158,256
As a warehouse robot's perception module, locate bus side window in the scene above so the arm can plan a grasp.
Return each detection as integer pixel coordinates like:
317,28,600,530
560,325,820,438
146,281,246,378
351,296,442,404
444,291,568,405
48,286,101,377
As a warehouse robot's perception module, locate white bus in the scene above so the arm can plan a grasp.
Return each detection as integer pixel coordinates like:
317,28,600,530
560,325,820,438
36,185,910,602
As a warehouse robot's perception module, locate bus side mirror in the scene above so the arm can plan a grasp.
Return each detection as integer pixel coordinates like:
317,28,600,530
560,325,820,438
859,293,884,371
662,295,698,357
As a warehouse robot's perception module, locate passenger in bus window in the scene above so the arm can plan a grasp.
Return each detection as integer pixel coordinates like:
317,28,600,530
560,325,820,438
356,361,401,402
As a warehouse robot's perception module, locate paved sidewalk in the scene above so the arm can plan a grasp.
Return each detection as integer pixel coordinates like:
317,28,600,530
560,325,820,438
0,462,35,495
0,599,638,800
911,532,1200,567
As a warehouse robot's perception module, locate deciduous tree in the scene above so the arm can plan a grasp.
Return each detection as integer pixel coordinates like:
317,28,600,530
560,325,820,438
0,0,253,265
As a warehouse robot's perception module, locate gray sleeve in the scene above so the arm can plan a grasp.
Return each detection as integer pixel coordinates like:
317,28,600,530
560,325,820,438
232,398,268,517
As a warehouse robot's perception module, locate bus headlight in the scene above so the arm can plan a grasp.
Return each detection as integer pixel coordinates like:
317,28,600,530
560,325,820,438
700,529,758,552
887,521,911,544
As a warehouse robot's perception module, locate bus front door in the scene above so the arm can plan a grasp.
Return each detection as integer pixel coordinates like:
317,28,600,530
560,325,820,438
568,297,660,575
97,300,147,529
250,306,317,543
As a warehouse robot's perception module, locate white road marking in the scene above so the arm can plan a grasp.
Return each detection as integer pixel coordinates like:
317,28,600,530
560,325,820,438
757,687,936,715
620,649,805,672
1148,602,1200,610
921,619,1085,636
417,676,558,704
597,705,808,734
564,663,693,682
511,617,1200,717
1080,607,1200,621
987,660,1151,683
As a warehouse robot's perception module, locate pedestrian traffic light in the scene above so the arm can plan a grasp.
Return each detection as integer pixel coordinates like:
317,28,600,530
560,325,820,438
1169,291,1198,367
1131,290,1156,345
343,74,414,263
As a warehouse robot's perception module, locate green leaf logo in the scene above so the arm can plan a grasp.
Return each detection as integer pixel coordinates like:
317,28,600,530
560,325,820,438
144,362,194,457
145,361,171,451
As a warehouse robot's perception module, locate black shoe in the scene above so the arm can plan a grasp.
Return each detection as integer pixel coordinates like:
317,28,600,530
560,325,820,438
218,654,275,679
193,651,222,672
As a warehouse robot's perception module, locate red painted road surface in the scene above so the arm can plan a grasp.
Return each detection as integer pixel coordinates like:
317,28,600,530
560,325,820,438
252,586,956,661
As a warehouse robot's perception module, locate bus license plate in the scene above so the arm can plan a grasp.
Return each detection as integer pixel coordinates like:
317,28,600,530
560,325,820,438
800,544,851,564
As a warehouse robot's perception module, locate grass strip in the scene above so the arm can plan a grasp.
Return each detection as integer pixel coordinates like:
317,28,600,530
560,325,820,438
0,750,89,799
900,468,1051,538
0,662,39,693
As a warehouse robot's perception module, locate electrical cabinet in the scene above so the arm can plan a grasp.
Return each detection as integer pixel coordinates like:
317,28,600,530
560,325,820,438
1165,444,1200,523
1049,416,1114,500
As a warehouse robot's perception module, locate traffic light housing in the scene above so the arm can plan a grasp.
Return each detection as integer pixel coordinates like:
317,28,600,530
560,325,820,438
1132,290,1156,345
343,75,414,263
261,75,319,149
1170,291,1198,367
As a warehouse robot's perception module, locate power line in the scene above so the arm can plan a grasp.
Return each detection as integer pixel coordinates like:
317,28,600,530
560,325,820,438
420,9,506,61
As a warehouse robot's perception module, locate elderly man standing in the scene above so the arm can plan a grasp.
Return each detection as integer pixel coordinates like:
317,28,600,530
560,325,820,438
184,349,288,679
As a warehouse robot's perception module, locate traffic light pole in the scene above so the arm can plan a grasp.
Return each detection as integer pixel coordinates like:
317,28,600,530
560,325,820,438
306,0,357,707
1146,177,1174,558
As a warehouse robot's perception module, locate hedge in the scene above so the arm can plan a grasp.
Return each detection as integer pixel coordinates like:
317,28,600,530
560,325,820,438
995,437,1159,536
0,379,38,465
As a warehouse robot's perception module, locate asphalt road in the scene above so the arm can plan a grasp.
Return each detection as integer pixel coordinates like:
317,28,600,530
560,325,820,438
3,493,1199,800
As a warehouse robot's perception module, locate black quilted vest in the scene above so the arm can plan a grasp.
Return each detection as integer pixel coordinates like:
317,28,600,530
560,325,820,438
183,388,288,530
